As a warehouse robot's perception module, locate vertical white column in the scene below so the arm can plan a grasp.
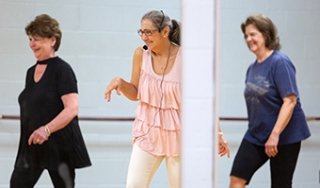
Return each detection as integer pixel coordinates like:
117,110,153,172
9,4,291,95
181,0,219,187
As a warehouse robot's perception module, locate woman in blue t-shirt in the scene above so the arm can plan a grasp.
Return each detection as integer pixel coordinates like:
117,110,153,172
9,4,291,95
229,14,311,188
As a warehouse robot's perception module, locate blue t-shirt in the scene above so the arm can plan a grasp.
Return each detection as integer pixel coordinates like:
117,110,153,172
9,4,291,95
244,51,311,146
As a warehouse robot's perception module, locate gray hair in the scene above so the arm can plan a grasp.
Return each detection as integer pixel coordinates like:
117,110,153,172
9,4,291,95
142,10,180,45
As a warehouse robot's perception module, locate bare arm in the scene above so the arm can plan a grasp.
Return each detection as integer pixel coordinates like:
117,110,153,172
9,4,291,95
105,47,143,101
265,94,297,157
28,93,79,145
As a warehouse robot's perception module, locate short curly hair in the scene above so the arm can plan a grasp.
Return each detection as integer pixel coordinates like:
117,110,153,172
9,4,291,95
25,14,62,51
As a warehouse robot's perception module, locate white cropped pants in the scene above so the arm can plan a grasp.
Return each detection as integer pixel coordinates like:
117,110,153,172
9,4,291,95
126,144,180,188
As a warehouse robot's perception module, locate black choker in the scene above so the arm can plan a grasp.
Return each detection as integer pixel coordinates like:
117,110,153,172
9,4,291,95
36,61,47,65
36,57,54,65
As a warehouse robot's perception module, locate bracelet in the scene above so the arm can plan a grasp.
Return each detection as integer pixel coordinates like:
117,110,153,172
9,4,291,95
44,125,51,137
218,131,224,136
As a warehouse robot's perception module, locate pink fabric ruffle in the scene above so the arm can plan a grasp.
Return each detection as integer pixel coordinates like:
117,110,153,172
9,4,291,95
132,49,181,157
133,117,180,157
138,69,181,110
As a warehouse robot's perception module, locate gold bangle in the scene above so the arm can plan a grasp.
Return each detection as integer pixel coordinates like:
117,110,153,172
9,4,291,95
44,125,51,137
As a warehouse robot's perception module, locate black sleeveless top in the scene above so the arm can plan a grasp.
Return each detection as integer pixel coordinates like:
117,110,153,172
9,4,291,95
14,56,91,170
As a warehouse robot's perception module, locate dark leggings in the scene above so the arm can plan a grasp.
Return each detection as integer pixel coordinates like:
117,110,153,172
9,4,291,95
10,163,75,188
230,139,301,188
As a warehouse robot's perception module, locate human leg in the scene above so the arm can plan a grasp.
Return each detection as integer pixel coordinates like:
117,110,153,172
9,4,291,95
165,156,180,188
229,139,269,188
270,142,301,188
48,162,75,188
229,176,247,188
126,144,163,188
10,167,43,188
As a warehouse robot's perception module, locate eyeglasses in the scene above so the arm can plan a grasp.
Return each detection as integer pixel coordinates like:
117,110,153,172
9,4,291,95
137,29,158,37
137,10,165,37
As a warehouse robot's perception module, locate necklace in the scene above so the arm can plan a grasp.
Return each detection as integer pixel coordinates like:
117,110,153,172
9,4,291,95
152,44,172,74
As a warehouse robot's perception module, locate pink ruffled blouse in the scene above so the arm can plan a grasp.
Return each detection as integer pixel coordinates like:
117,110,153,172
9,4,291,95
132,48,181,157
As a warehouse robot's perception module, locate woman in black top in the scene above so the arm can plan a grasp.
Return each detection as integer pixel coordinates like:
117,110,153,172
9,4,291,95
10,14,91,188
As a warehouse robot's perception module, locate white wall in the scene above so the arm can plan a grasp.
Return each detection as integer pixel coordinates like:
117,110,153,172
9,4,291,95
219,0,320,117
219,0,320,187
1,0,320,187
0,0,180,187
181,0,218,187
0,0,181,117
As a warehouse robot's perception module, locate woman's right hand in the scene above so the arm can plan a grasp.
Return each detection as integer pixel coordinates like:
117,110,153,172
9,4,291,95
104,77,122,102
28,126,49,145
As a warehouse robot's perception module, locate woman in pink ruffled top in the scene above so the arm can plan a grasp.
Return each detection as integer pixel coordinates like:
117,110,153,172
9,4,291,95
105,10,230,188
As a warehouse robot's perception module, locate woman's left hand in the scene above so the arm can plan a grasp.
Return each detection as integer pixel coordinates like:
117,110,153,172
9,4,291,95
28,126,49,145
218,132,230,158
